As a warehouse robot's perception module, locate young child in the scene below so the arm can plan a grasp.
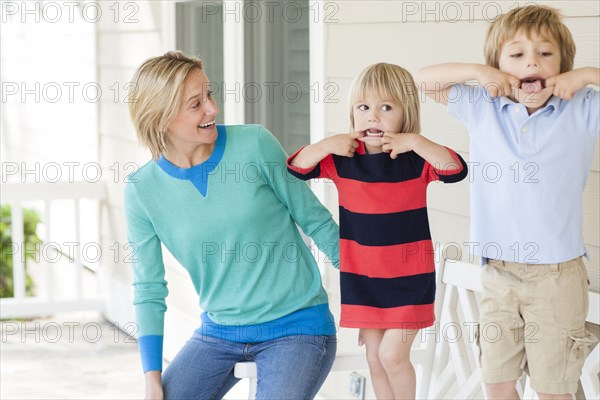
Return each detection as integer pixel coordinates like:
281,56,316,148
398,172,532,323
287,63,467,399
415,5,599,400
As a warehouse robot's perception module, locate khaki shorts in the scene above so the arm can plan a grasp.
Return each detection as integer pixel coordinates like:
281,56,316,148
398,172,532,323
477,257,598,394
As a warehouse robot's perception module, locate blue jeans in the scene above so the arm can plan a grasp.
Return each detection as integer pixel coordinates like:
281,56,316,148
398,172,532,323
162,333,337,399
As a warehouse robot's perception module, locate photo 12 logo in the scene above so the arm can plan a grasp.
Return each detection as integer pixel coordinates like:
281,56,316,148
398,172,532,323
198,1,339,24
1,162,139,184
1,321,139,344
1,1,140,24
1,241,139,265
400,1,539,23
1,81,138,104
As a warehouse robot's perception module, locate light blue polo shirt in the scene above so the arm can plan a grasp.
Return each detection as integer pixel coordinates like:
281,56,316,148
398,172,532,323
449,84,599,264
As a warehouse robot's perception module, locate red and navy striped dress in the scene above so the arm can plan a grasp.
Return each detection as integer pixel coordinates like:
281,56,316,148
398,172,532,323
287,142,467,329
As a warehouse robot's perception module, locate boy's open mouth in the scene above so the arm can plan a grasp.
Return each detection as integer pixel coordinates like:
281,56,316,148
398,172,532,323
520,76,545,94
363,128,384,138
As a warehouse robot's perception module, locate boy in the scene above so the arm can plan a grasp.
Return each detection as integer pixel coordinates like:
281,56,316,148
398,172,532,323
415,5,599,400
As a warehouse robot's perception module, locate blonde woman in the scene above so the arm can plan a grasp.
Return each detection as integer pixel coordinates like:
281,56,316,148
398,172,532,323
287,63,467,399
125,51,339,400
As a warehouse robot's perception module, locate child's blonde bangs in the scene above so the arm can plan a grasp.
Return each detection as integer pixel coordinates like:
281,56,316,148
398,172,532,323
349,63,421,134
351,65,404,104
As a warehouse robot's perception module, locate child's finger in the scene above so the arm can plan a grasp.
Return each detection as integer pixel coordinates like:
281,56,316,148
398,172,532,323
551,84,570,100
546,84,561,96
506,81,518,97
506,75,520,94
382,144,397,156
509,76,521,89
487,85,499,98
562,89,574,100
500,77,519,98
511,87,527,103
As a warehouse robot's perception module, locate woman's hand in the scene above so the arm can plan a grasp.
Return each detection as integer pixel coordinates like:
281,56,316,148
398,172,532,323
144,371,164,400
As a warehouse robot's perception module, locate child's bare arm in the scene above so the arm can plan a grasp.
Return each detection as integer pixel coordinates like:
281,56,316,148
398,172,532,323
414,63,481,105
289,133,361,169
414,63,520,105
382,133,458,169
546,67,600,100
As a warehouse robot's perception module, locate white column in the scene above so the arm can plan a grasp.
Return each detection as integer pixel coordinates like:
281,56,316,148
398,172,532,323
223,0,245,124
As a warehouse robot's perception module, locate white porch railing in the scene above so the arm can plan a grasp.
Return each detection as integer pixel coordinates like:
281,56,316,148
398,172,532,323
429,257,600,400
1,181,107,319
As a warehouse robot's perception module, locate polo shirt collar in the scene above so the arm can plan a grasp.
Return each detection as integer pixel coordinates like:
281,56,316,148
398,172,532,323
498,95,561,112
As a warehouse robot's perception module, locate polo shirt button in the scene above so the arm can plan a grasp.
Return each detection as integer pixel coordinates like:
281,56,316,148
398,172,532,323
515,107,521,112
522,127,529,133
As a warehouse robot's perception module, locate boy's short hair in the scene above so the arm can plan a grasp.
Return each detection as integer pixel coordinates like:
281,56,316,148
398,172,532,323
484,5,576,73
128,51,204,159
349,63,420,134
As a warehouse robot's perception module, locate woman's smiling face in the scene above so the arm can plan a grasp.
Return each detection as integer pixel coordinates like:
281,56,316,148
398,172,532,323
165,68,220,149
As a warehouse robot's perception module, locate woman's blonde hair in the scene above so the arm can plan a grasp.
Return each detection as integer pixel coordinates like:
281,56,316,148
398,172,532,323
128,51,204,159
484,5,575,73
348,63,420,134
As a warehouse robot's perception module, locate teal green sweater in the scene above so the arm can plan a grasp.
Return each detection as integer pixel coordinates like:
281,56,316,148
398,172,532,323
124,125,339,372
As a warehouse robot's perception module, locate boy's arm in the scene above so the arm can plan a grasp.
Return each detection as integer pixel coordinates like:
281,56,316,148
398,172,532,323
289,132,361,169
546,67,600,100
414,63,520,105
